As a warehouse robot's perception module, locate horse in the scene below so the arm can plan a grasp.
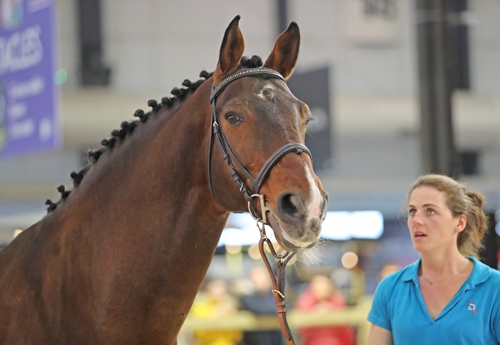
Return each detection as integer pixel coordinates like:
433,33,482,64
0,16,328,344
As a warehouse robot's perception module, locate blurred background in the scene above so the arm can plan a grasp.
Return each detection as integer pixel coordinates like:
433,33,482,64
1,0,499,344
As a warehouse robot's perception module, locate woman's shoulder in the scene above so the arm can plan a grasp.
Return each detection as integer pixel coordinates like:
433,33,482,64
470,257,500,287
483,263,500,283
375,261,418,296
370,262,418,315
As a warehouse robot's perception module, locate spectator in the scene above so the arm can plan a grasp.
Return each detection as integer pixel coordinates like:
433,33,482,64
296,274,356,345
239,266,282,345
190,278,242,345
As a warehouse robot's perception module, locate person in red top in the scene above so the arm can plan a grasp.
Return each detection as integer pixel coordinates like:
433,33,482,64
295,274,357,345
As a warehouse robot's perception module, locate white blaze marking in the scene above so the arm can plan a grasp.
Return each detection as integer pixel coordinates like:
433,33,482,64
256,85,274,100
306,167,322,221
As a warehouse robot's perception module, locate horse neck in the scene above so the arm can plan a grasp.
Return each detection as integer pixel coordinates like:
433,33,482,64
72,81,226,253
41,81,229,337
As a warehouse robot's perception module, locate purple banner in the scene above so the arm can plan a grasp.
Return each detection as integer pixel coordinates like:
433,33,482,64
0,0,60,159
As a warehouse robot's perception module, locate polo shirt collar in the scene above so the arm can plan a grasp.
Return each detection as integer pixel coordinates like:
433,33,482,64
402,259,420,282
466,256,490,288
401,256,491,287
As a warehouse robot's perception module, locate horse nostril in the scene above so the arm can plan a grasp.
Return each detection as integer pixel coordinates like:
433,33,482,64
277,192,305,221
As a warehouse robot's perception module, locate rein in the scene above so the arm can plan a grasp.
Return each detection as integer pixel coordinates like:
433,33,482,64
208,67,311,344
257,222,296,345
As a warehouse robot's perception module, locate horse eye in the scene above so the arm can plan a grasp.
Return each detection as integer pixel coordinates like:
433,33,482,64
226,114,241,125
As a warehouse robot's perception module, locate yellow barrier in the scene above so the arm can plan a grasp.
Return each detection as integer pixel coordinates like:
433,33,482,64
181,295,373,345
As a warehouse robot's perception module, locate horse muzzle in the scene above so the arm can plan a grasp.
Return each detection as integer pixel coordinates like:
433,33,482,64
268,190,328,251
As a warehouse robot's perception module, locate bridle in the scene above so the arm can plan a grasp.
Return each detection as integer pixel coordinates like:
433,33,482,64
208,67,312,344
208,67,311,223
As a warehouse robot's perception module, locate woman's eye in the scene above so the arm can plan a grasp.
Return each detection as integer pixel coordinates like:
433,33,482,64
226,115,241,125
427,209,436,215
408,209,416,216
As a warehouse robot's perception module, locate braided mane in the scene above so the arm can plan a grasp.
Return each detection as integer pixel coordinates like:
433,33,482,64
45,56,264,213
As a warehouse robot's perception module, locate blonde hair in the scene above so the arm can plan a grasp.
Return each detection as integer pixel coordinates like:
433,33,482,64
406,174,488,258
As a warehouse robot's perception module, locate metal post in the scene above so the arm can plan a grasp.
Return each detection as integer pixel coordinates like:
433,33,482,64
416,0,458,176
77,0,111,86
447,0,470,90
277,0,288,34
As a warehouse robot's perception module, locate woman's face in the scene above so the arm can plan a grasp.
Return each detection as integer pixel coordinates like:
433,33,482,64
407,186,465,254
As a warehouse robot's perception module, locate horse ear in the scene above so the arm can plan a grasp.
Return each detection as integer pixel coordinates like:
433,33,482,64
264,22,300,80
213,15,245,85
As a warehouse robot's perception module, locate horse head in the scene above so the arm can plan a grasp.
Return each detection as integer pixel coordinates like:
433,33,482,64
209,16,329,252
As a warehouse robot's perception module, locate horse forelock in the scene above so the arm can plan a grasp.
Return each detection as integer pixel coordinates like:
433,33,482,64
240,55,263,68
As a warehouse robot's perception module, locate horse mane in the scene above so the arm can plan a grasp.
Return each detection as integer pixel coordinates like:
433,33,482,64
44,56,264,213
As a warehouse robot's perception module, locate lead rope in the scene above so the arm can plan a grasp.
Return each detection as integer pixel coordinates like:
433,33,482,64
257,220,296,345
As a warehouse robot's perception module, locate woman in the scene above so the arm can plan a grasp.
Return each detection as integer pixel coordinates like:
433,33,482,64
367,174,500,345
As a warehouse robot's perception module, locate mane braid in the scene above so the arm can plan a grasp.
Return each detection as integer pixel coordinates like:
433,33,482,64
44,69,215,213
240,55,263,68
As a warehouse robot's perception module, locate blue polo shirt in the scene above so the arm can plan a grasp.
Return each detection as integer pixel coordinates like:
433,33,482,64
368,257,500,345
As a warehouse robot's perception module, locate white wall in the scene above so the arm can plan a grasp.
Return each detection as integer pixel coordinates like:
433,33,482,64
101,0,277,93
53,0,500,96
469,0,500,96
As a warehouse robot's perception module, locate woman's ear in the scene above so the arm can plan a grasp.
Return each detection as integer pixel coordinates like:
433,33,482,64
455,214,467,233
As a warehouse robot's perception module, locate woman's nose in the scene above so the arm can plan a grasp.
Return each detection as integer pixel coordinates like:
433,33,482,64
409,211,423,225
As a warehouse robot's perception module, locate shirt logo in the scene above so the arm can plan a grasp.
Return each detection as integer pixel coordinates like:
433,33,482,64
467,300,478,315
